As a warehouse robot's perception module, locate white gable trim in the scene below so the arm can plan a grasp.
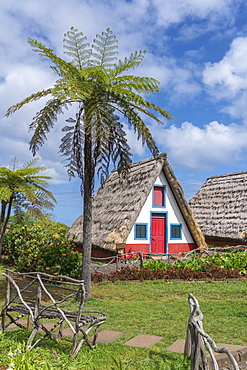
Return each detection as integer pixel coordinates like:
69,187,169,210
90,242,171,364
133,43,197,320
126,171,194,248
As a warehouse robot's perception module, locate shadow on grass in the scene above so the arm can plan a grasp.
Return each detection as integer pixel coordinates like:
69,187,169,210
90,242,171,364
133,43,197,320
148,349,190,370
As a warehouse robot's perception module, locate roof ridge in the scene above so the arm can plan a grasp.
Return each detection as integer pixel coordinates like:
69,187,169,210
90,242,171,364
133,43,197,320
208,170,247,180
111,153,167,173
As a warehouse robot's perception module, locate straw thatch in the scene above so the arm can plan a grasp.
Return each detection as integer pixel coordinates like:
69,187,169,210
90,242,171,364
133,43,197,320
188,171,247,243
69,153,207,251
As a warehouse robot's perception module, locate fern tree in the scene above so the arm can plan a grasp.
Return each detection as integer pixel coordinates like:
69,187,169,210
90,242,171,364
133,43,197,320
0,158,56,256
6,27,172,299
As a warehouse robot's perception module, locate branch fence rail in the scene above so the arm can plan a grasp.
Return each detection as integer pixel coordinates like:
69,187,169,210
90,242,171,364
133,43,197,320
90,245,247,273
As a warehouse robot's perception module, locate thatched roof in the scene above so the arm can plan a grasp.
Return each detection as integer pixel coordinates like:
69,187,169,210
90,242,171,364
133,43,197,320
188,171,247,242
69,153,206,251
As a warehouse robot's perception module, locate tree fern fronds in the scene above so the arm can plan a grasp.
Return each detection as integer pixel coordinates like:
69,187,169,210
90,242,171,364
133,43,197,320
90,28,118,68
9,157,19,171
109,50,147,77
111,75,161,94
109,89,173,121
59,108,85,181
29,98,67,155
63,27,91,70
33,189,56,204
5,88,53,116
28,38,80,79
129,99,173,121
20,157,40,169
107,96,160,156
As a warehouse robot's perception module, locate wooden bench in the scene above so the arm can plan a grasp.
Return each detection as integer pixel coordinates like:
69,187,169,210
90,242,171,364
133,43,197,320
0,269,107,358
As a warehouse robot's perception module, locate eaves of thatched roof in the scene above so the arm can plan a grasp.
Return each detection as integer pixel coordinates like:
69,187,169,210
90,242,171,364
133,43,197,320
69,153,206,251
188,171,247,242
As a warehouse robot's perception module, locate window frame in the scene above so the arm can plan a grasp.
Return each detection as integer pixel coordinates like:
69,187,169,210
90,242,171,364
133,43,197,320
134,223,148,240
170,223,182,240
153,185,166,208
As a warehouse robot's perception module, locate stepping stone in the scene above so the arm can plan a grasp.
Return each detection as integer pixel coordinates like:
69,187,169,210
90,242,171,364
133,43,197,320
166,338,185,353
61,327,74,337
217,343,247,352
60,328,124,343
7,319,30,330
96,330,124,344
37,322,59,333
166,339,247,355
124,334,163,349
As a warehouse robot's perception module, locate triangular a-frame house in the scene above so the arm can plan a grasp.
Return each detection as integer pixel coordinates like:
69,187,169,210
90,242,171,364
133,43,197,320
69,153,207,257
189,171,247,246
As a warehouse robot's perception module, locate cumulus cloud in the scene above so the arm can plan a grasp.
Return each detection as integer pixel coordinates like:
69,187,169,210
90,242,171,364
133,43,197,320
0,0,246,214
203,36,247,121
203,37,247,99
151,0,239,28
151,120,247,171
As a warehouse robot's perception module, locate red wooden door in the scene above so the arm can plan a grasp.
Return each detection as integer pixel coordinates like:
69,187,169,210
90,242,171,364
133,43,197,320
151,215,166,254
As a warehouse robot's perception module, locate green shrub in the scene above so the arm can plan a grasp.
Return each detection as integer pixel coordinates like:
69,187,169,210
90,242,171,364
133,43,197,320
173,252,247,275
2,223,81,278
143,259,170,271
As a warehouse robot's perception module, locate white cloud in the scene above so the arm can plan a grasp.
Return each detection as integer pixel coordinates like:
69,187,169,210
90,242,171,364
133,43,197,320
138,54,202,104
151,0,239,27
203,37,247,99
151,120,247,171
0,0,246,192
203,37,247,121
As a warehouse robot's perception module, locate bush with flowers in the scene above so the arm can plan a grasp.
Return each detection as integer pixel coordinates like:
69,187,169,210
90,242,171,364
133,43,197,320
2,220,82,278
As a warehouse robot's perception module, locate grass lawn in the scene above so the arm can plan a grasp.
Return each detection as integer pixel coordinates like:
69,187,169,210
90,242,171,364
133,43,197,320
0,265,247,369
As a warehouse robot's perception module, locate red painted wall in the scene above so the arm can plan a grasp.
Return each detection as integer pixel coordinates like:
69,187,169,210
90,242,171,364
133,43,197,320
74,242,197,259
168,243,195,255
125,242,196,256
125,244,150,253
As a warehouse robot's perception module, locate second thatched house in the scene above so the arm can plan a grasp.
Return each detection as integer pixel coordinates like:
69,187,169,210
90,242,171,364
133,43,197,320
69,153,207,257
188,171,247,246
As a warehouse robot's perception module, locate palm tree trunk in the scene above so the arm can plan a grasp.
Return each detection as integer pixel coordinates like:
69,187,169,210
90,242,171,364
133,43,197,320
82,130,93,300
0,198,13,257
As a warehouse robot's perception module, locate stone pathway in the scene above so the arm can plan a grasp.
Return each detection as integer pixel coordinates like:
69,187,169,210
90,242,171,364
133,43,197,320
167,339,247,370
6,321,247,368
6,320,163,348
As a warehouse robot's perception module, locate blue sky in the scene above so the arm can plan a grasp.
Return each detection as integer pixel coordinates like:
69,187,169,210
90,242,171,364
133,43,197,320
1,0,247,226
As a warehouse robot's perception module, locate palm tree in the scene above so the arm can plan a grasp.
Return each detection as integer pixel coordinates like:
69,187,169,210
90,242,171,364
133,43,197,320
6,27,172,299
0,157,56,256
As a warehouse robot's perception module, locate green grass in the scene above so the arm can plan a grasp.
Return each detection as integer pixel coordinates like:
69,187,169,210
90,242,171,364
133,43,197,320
0,264,247,369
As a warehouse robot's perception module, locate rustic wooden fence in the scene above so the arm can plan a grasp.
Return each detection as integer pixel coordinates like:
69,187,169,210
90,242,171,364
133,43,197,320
184,294,240,370
90,245,247,273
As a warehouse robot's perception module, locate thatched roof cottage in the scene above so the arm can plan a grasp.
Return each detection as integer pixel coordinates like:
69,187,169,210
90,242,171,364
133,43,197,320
188,171,247,246
69,153,207,257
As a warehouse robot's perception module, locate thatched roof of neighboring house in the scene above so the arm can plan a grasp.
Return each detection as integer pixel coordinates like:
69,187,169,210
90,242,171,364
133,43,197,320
69,153,207,252
188,171,247,243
